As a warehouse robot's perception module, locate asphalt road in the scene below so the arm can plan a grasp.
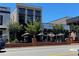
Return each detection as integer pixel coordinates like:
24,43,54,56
0,44,79,56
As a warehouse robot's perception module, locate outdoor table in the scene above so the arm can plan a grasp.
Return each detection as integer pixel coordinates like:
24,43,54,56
43,35,48,42
21,33,30,42
38,33,44,42
24,36,28,42
56,33,64,43
55,34,60,43
48,33,55,42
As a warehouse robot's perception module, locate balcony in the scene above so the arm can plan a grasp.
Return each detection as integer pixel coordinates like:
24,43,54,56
0,25,7,30
0,7,10,11
0,7,10,14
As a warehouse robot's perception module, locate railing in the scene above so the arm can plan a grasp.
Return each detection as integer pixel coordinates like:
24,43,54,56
0,7,10,12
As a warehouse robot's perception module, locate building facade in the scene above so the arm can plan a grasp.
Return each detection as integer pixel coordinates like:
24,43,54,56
42,23,53,30
0,7,10,40
50,16,79,25
10,4,42,42
11,3,42,25
50,17,70,25
49,16,79,31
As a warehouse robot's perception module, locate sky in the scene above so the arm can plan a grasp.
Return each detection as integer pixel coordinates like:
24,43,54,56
0,3,79,23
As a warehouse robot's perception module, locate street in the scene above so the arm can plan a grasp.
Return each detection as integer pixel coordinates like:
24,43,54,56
0,44,79,56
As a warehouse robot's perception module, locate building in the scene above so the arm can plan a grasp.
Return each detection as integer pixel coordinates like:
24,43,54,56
10,3,42,42
49,16,79,31
11,3,42,25
41,17,71,30
0,6,10,40
50,16,79,25
50,17,70,25
42,23,53,30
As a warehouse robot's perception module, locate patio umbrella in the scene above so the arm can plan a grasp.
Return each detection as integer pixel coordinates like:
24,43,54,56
57,33,64,36
38,32,44,36
51,33,55,37
21,33,29,37
21,33,30,42
48,33,55,42
37,32,44,42
48,33,55,37
57,33,65,42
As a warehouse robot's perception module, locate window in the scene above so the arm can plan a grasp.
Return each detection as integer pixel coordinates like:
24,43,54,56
0,15,3,25
27,15,33,23
19,14,25,24
27,9,33,23
35,10,41,22
35,10,41,16
18,8,25,14
35,16,41,21
27,9,33,16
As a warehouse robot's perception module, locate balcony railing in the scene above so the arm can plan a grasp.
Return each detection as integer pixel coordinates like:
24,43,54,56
0,7,10,12
0,25,7,29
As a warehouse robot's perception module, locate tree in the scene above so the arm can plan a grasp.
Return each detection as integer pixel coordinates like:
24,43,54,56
24,20,40,45
25,21,40,34
9,22,22,42
52,24,64,34
70,24,79,32
70,24,75,31
75,25,79,32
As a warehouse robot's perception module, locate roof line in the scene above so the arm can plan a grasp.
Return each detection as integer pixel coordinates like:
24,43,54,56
16,3,42,9
48,16,71,23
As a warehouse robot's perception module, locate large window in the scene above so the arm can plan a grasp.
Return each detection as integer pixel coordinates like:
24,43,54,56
19,14,25,24
35,10,41,16
0,15,3,25
18,8,25,14
27,15,33,23
27,15,33,21
35,16,41,21
18,8,25,25
27,9,33,16
27,9,33,23
35,10,41,22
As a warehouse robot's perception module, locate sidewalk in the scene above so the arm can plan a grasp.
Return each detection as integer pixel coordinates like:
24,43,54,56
0,44,79,56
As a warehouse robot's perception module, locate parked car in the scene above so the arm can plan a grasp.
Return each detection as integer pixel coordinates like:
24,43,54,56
0,37,5,51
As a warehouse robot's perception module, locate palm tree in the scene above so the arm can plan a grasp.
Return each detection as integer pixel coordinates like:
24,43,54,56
24,20,40,45
9,22,22,42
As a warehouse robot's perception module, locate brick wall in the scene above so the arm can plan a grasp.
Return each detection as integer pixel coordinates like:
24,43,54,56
5,42,71,48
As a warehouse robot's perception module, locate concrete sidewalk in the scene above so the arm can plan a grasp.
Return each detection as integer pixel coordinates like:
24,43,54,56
0,44,79,56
